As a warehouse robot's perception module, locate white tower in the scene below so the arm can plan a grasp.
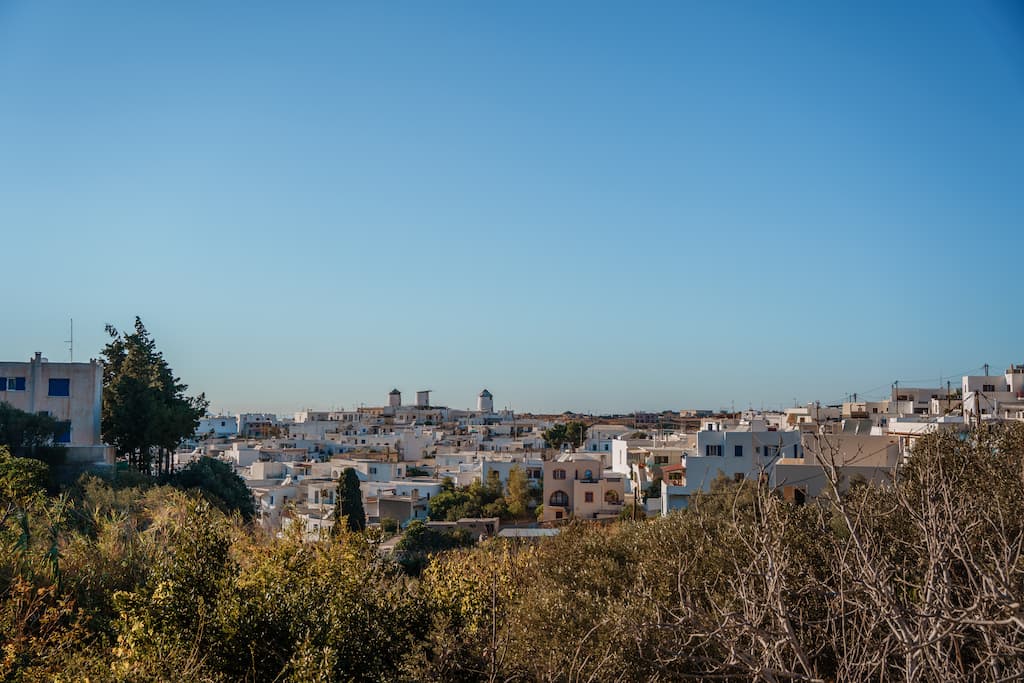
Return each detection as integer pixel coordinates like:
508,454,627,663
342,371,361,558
416,390,431,408
389,388,401,408
477,389,493,413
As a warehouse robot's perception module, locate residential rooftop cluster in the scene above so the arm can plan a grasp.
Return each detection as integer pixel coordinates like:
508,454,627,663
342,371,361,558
4,352,1024,539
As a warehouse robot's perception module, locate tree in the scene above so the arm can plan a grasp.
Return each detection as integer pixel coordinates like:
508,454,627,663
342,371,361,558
100,318,208,475
428,488,473,521
0,445,48,511
565,421,588,450
542,420,589,451
165,457,256,521
541,424,568,450
0,402,67,482
394,520,474,575
332,467,365,535
506,466,531,518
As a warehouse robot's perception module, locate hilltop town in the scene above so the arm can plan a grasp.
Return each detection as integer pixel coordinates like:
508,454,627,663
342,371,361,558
5,351,1022,539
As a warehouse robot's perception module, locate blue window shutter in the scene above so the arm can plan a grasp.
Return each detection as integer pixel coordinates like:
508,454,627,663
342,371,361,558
14,377,25,391
48,378,70,397
0,377,5,391
56,423,71,444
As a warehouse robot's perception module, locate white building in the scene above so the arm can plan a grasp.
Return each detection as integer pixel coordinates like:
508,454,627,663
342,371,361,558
584,424,632,456
477,389,494,413
962,365,1024,422
238,413,279,438
196,415,238,439
667,420,803,509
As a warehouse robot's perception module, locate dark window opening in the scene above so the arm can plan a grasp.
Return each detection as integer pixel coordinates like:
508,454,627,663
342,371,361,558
48,378,70,397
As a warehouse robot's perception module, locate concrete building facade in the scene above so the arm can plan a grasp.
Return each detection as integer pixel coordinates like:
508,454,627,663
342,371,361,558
0,353,110,463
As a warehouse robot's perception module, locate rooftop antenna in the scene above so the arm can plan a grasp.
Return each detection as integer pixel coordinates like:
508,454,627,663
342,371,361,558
65,318,73,362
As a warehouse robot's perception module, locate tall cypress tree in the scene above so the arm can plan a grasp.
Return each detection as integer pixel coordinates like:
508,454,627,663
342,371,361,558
332,467,365,535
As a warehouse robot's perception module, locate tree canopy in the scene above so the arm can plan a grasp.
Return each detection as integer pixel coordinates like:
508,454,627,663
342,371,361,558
332,467,365,535
164,456,256,521
542,420,588,451
100,318,207,475
4,423,1024,681
0,402,68,480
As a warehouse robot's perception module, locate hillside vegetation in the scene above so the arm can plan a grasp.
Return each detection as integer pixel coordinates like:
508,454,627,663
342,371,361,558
2,424,1024,682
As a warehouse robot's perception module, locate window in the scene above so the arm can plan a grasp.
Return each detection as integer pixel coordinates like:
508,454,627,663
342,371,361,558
734,472,745,483
552,469,566,480
584,492,594,503
369,467,377,474
48,378,70,397
983,384,996,392
550,490,569,507
734,445,743,457
55,423,71,444
604,490,619,504
5,377,26,391
705,444,722,456
765,445,779,458
555,511,563,519
654,455,668,464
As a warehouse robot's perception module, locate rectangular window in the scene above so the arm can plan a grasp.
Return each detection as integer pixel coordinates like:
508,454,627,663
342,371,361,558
705,445,722,456
6,377,26,391
0,377,4,391
734,445,743,457
983,384,995,392
55,423,71,444
584,492,594,503
48,378,70,397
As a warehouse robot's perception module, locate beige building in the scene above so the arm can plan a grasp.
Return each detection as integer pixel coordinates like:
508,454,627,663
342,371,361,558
773,431,900,503
0,352,111,464
543,454,625,523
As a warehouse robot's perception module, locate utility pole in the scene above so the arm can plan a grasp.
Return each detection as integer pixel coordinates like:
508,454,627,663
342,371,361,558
65,318,73,362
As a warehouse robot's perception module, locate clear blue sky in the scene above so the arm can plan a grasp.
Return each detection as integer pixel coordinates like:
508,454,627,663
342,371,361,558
1,1,1022,415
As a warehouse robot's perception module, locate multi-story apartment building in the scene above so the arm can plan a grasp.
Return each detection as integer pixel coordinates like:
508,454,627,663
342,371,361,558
0,352,110,463
542,453,625,523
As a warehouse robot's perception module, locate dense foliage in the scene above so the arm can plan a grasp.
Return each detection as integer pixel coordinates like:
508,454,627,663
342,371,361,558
100,318,208,475
0,402,68,485
428,470,537,522
2,424,1024,681
162,456,256,521
541,420,588,451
